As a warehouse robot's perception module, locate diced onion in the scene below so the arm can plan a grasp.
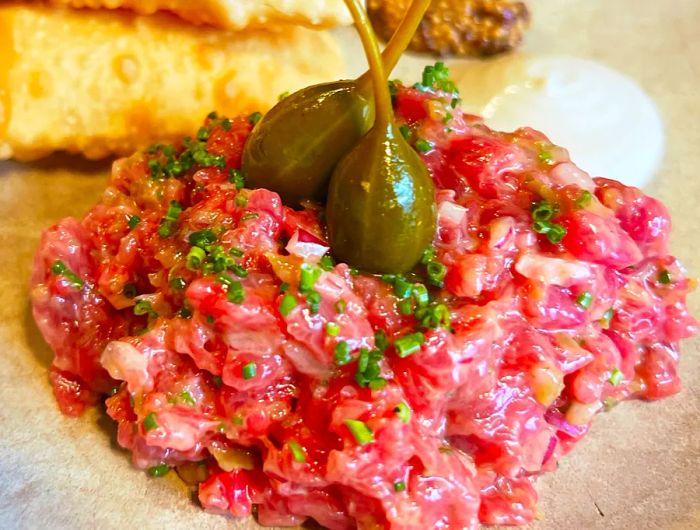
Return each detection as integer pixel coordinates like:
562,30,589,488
438,201,467,226
551,162,595,191
285,229,329,262
515,254,593,287
100,340,152,393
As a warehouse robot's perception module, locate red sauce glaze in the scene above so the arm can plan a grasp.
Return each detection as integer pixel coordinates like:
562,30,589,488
31,89,696,529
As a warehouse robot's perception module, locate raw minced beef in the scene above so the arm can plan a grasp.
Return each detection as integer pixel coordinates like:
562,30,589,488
31,84,696,529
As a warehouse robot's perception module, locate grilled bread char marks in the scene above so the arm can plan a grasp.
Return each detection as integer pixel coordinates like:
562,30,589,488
368,0,530,57
47,0,353,29
0,4,344,161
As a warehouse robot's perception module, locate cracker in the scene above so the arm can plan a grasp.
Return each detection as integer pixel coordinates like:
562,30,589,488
0,5,345,160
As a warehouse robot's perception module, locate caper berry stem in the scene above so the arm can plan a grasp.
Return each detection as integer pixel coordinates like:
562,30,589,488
344,0,393,128
357,0,431,91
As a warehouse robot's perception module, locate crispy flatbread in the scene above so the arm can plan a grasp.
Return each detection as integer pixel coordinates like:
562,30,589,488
45,0,353,29
0,5,345,160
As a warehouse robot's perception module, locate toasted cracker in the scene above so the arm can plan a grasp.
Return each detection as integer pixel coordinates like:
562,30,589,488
0,4,345,160
46,0,352,30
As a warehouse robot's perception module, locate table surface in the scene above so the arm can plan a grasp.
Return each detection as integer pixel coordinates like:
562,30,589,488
1,1,698,529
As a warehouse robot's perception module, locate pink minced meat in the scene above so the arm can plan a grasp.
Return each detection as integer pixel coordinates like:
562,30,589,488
30,86,696,529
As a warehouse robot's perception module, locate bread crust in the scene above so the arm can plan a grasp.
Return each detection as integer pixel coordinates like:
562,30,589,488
0,5,345,160
46,0,353,30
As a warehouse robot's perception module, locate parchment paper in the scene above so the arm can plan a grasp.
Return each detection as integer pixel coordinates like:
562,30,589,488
1,1,698,528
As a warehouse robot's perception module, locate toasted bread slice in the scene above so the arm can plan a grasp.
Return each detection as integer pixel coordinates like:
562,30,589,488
0,5,345,160
46,0,352,30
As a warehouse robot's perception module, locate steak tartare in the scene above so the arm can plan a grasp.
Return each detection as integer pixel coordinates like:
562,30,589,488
31,75,696,528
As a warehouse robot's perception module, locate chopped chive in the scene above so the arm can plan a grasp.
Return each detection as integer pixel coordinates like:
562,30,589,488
288,440,306,463
143,412,158,432
415,139,433,153
229,247,244,257
179,306,192,319
158,221,174,238
278,91,290,101
148,159,162,178
51,260,84,288
398,300,414,315
394,332,425,358
197,126,209,142
399,124,410,140
345,419,374,445
179,390,196,407
300,263,322,294
658,270,672,284
334,300,347,314
576,291,594,309
393,480,407,492
189,229,217,249
235,195,248,208
221,118,232,131
546,224,567,244
538,150,553,164
393,278,413,300
357,348,370,374
134,300,157,318
279,282,290,293
381,274,397,284
127,215,141,230
412,284,430,308
393,402,411,423
248,112,263,125
601,307,614,328
426,267,444,287
319,254,335,272
575,190,593,209
421,247,437,266
229,169,246,189
148,464,170,477
241,213,259,222
326,322,340,337
420,62,459,93
229,264,248,278
532,220,551,234
279,294,298,317
334,341,352,366
531,201,555,222
307,290,321,314
170,277,187,291
212,376,222,388
242,362,257,380
227,281,245,304
216,273,233,287
186,246,206,270
368,378,387,390
609,368,623,386
415,303,451,330
388,80,398,99
165,201,183,222
374,330,389,352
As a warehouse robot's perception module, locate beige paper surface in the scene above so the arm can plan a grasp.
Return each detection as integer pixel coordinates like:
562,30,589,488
1,1,699,528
